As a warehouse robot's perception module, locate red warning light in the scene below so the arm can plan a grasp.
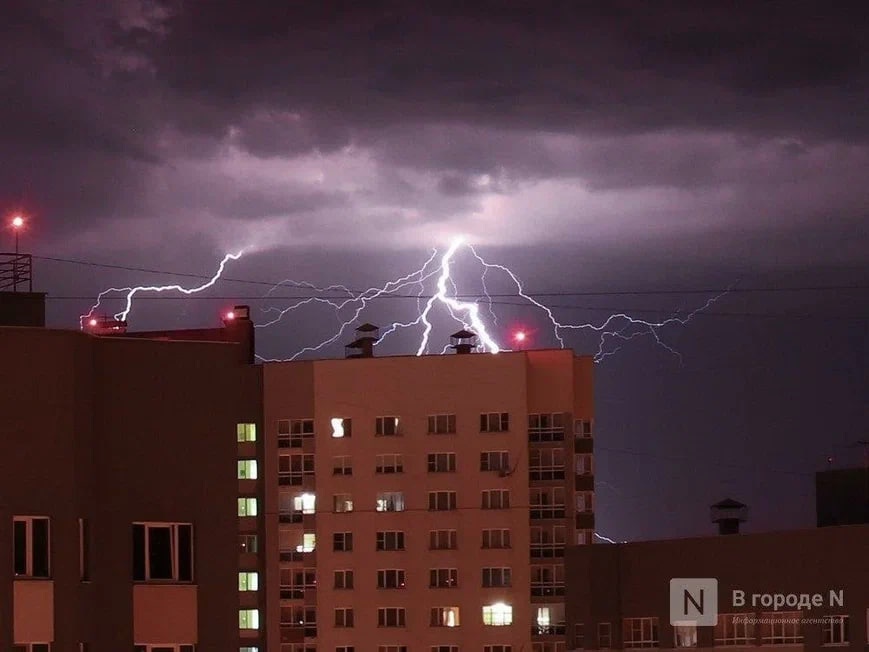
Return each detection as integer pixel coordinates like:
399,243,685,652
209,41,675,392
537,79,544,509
226,311,236,320
88,318,98,327
513,330,527,343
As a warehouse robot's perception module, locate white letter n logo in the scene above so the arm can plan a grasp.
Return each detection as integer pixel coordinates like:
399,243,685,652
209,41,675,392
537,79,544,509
685,588,704,614
670,579,718,626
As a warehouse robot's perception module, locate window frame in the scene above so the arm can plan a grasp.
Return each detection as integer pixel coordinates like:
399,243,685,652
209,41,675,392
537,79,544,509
480,412,509,432
132,522,193,583
427,414,456,434
13,516,51,579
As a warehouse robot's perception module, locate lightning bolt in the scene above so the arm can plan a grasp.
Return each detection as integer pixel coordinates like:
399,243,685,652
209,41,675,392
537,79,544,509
254,235,727,363
81,251,244,327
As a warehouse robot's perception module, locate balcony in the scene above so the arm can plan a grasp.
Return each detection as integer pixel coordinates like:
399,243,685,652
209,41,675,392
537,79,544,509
575,513,595,529
532,623,567,636
530,545,565,559
531,584,565,597
279,512,303,524
529,427,565,443
281,587,304,600
529,468,566,482
530,506,566,520
279,551,305,563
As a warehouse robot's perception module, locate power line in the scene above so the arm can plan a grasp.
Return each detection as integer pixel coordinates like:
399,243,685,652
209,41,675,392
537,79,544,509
32,254,869,297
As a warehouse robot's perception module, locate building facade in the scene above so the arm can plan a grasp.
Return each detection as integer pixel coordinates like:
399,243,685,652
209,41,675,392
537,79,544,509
816,467,869,527
263,347,595,652
0,320,263,651
564,525,869,651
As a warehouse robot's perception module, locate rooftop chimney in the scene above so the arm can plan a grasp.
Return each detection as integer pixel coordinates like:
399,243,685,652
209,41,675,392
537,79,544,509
710,498,748,535
345,323,379,358
450,329,477,354
223,304,255,364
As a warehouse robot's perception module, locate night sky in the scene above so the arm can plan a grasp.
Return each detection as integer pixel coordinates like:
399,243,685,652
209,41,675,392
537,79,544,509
3,1,867,541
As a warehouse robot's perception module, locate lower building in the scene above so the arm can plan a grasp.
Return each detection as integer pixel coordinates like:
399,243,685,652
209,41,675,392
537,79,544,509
0,316,263,651
816,467,869,527
565,523,869,650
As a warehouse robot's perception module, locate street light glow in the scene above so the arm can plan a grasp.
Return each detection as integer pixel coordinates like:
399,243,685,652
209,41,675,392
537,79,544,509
11,215,24,229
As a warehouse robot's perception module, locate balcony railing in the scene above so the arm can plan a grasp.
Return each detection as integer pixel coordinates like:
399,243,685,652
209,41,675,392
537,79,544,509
530,506,566,520
530,545,565,558
529,468,566,482
279,551,305,562
531,584,565,597
532,623,567,636
529,428,565,442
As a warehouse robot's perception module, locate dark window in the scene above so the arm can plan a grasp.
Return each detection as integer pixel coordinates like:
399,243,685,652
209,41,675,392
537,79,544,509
133,524,145,581
80,518,90,580
13,519,27,575
149,527,173,579
177,524,193,581
133,523,193,581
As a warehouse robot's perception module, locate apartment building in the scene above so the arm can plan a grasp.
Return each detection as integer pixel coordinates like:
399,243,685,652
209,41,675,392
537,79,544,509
262,331,595,652
0,300,263,650
565,517,869,651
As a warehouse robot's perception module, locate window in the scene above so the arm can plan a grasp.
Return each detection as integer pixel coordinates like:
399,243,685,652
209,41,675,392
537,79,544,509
281,454,314,485
237,423,257,442
378,569,407,588
431,606,460,627
376,531,405,551
485,647,512,652
133,647,194,652
531,565,565,596
623,617,659,648
376,492,406,512
133,523,193,582
238,459,258,479
822,615,849,645
12,645,51,652
573,624,585,649
241,648,260,652
335,607,354,628
239,534,258,554
431,647,459,652
376,453,404,474
239,609,260,630
483,603,513,626
480,412,509,432
531,526,566,558
333,532,353,551
378,607,407,627
481,490,510,509
278,418,314,448
529,448,565,481
281,605,316,631
379,647,408,652
761,611,802,644
336,648,354,652
482,528,511,549
334,569,354,589
575,492,594,513
333,494,353,513
429,529,457,550
239,572,259,591
428,414,456,434
333,455,352,475
598,622,612,648
428,491,457,511
293,493,316,514
574,419,593,438
427,452,456,472
429,568,458,588
296,532,316,553
673,624,697,647
575,454,593,475
281,568,315,599
79,517,89,581
376,416,401,436
331,417,352,438
576,530,591,545
530,487,566,519
480,451,509,472
482,567,512,587
528,413,565,441
714,613,754,646
13,516,50,578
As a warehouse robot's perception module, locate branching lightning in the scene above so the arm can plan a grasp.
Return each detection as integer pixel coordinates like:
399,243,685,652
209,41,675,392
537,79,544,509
81,251,244,327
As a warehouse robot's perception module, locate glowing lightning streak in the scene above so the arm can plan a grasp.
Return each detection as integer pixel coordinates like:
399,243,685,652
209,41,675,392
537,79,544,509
81,251,244,327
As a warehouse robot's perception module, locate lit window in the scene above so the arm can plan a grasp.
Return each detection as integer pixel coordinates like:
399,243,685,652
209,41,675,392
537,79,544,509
331,417,352,438
238,460,258,479
293,493,316,514
430,606,460,627
296,533,316,553
13,516,50,578
238,572,259,591
238,498,258,517
239,608,260,630
237,423,257,442
483,603,513,626
333,494,353,513
376,492,406,512
132,522,193,582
